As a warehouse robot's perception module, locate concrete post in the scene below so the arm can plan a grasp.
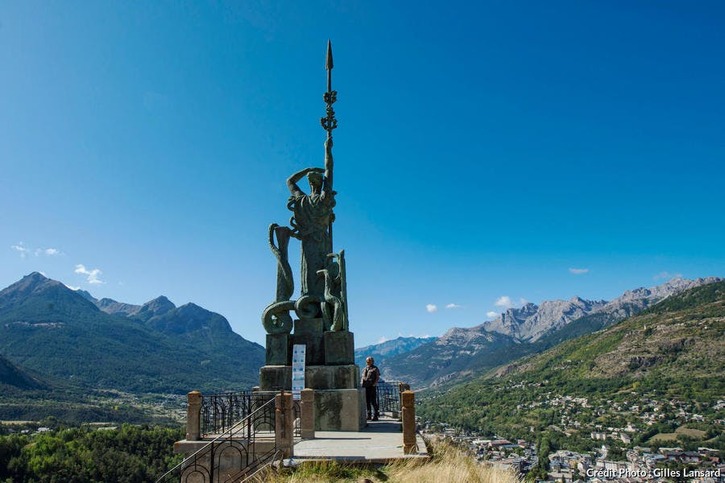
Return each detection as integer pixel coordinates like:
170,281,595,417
300,388,315,439
275,391,295,458
394,383,411,419
401,390,417,454
186,390,202,441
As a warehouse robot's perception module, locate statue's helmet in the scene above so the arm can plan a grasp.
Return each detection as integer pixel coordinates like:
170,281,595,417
307,171,323,188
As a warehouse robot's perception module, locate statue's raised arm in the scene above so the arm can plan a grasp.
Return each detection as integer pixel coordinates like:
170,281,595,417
324,136,333,195
287,167,325,197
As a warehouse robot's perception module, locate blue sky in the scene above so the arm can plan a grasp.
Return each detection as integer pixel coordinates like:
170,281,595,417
1,1,723,348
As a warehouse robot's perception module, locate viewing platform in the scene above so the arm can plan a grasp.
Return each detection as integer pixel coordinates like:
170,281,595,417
290,417,429,464
160,383,425,482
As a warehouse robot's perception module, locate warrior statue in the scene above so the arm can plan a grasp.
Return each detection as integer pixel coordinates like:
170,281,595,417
286,137,335,301
262,40,349,333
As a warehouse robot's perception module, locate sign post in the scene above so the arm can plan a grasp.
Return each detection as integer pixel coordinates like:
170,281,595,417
291,344,306,400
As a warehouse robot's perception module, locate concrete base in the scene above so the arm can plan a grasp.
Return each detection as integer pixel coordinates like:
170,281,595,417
306,365,358,390
264,325,358,368
259,365,291,391
259,364,359,391
266,333,290,365
314,388,366,431
292,318,325,365
174,439,277,482
323,331,355,365
251,387,365,431
292,417,430,463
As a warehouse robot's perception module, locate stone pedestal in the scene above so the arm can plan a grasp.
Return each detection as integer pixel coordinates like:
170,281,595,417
292,318,325,365
314,388,366,431
259,365,292,391
259,364,359,391
253,387,365,431
306,364,358,389
260,326,364,430
266,333,290,365
323,330,355,365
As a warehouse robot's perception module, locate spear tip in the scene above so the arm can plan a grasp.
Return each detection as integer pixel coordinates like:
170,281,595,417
326,40,334,70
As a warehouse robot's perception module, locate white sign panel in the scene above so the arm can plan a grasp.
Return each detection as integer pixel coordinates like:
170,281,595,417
291,344,306,400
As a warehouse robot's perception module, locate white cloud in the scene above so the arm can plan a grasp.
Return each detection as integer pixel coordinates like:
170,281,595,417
654,271,683,281
569,268,589,275
64,284,81,291
445,303,462,309
37,248,61,256
426,304,438,313
486,311,499,318
11,243,62,258
494,296,513,308
74,264,105,285
11,243,30,258
377,336,389,344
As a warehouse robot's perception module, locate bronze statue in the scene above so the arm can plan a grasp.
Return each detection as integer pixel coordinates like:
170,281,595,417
262,41,349,333
286,138,335,300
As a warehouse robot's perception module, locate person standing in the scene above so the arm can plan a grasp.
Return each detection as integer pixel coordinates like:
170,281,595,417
361,356,380,421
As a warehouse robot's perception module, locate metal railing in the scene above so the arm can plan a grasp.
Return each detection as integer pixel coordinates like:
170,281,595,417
377,381,409,418
201,392,301,439
201,392,266,436
157,397,279,483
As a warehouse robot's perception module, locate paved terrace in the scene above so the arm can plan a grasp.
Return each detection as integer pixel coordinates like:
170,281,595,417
289,417,429,464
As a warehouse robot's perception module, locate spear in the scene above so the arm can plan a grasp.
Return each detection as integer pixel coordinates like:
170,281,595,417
326,40,333,95
321,40,337,145
321,40,337,250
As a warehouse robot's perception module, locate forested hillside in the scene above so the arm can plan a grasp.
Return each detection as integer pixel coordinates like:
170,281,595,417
418,281,725,457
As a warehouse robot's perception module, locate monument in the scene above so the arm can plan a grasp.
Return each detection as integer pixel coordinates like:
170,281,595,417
257,41,365,431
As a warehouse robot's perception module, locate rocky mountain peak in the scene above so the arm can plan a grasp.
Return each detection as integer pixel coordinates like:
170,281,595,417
95,297,142,318
132,295,176,322
599,276,723,320
0,272,100,318
145,295,175,310
1,272,58,296
146,302,233,335
75,289,96,302
484,297,606,343
23,271,48,283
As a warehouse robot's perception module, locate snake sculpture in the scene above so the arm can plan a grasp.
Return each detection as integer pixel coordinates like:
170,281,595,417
317,251,348,331
261,224,295,334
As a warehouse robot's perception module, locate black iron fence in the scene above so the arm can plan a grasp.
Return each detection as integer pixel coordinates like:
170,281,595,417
159,384,408,482
377,381,409,418
158,396,280,483
198,384,407,436
201,392,267,436
201,391,301,439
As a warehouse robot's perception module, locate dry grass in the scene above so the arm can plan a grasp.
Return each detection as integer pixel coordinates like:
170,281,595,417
253,438,520,483
648,432,678,443
675,426,707,438
383,440,520,483
648,426,708,445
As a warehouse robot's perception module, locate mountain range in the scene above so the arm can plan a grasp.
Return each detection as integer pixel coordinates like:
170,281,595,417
417,279,725,447
354,336,436,374
0,352,46,391
1,272,720,424
382,277,721,388
0,272,264,396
